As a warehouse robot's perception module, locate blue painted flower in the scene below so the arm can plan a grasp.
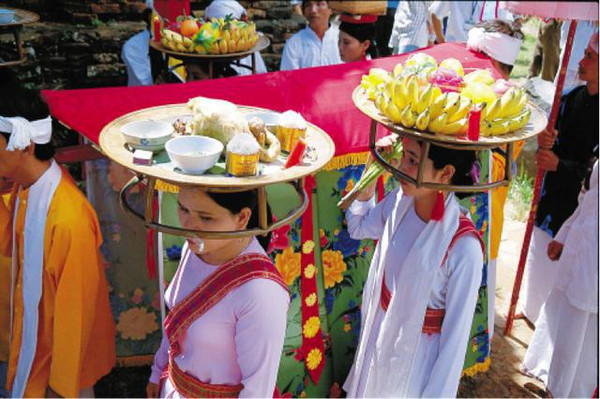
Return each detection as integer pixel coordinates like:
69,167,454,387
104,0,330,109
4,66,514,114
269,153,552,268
337,165,365,193
471,193,488,230
325,289,335,314
166,244,182,260
333,229,361,258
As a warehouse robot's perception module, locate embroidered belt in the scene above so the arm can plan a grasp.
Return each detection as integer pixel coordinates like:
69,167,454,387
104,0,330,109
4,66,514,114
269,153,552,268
380,278,445,334
166,359,244,398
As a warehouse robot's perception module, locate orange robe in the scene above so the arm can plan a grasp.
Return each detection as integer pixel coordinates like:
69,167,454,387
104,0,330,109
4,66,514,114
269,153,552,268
490,141,525,260
0,193,13,363
5,173,116,397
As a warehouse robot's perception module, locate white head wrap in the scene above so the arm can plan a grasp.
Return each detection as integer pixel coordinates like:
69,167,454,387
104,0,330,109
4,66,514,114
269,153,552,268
467,26,523,66
588,32,599,54
0,115,52,151
205,0,245,19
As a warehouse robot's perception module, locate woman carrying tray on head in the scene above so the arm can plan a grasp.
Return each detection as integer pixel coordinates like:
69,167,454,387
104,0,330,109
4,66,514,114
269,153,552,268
342,135,484,397
146,188,289,398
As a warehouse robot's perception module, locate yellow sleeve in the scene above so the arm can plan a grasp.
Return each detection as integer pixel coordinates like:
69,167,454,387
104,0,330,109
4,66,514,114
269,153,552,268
46,217,104,397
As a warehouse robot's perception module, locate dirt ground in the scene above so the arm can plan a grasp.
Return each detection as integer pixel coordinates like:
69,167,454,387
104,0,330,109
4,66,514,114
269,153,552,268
458,218,549,398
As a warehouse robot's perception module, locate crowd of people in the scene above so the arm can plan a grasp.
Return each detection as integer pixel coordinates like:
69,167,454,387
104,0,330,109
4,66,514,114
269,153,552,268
0,0,598,397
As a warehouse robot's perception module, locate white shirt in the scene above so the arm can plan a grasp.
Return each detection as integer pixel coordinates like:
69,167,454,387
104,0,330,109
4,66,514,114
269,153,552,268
429,1,513,43
344,191,483,397
389,1,431,52
121,29,153,86
280,25,342,70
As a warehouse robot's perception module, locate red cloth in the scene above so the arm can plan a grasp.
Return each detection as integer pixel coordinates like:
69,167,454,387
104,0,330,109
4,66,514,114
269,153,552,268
42,43,500,157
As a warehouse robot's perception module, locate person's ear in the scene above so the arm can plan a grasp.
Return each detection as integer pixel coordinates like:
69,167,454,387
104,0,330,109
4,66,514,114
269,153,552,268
438,164,455,185
236,207,252,230
362,40,371,55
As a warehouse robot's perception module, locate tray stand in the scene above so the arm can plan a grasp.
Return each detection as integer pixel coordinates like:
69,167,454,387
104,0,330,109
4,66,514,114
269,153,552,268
99,104,335,240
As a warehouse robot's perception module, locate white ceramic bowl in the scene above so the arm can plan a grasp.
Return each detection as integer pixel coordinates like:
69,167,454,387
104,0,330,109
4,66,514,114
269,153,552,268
165,136,224,175
0,9,15,24
121,120,174,152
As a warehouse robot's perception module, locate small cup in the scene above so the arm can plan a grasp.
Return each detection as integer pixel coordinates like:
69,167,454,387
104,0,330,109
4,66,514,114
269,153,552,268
226,151,260,177
276,126,306,153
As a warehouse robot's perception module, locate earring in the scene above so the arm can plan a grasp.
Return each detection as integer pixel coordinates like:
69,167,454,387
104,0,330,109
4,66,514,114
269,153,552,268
431,190,445,221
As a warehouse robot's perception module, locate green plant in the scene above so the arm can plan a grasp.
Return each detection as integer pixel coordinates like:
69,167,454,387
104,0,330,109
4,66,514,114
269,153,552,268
507,159,534,221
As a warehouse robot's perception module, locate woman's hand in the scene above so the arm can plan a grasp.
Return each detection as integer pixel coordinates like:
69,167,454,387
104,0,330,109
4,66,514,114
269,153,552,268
376,134,400,168
146,382,160,398
547,240,564,261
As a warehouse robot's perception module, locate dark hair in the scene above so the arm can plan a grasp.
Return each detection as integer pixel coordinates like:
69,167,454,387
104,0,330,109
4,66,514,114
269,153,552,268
207,190,273,251
0,69,55,161
339,21,379,59
477,19,524,76
427,144,478,198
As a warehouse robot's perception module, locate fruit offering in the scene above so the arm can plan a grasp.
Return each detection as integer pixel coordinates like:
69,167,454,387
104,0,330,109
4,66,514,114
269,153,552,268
360,55,532,137
479,87,530,136
161,14,260,55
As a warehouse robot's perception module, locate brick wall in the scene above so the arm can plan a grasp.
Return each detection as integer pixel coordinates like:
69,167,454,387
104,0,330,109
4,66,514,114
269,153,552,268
0,0,306,90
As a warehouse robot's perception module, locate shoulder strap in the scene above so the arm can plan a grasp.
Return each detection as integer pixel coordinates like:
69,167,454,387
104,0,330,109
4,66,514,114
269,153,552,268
164,253,288,356
441,215,484,266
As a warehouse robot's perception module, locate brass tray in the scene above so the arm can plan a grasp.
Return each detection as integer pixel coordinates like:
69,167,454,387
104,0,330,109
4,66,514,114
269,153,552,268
98,103,335,189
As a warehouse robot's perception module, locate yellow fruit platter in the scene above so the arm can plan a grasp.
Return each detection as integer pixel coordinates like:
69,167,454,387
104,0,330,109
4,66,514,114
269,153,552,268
355,54,548,150
151,32,269,60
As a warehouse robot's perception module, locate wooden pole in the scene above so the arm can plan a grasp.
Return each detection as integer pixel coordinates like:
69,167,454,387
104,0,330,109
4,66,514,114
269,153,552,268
504,20,578,336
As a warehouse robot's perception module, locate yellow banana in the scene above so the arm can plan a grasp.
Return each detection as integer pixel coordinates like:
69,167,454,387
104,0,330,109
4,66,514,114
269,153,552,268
511,89,528,116
485,117,512,135
417,84,434,114
429,92,448,119
385,78,395,98
183,37,194,49
375,92,387,113
392,77,407,109
443,92,461,119
400,105,417,128
497,87,518,118
386,99,403,123
448,97,472,123
428,112,448,133
439,117,468,135
405,75,419,113
431,86,443,102
484,98,502,121
480,121,492,137
415,108,430,131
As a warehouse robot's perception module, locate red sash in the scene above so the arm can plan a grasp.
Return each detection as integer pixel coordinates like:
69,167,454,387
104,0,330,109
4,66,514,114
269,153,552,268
379,215,484,334
163,252,288,398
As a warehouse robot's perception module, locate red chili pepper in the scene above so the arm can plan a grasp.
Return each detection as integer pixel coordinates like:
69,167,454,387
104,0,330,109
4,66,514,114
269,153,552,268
284,137,307,169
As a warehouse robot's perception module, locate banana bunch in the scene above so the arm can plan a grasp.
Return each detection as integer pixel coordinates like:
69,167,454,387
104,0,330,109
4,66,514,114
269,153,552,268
360,68,393,100
161,19,259,55
373,74,472,135
480,87,531,136
162,29,195,52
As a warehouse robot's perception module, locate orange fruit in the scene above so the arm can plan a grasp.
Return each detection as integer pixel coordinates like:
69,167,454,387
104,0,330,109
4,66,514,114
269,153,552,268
181,19,199,38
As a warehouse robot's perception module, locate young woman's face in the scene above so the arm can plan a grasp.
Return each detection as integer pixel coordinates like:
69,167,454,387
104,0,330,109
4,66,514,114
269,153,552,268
177,188,251,257
397,137,448,197
338,30,369,63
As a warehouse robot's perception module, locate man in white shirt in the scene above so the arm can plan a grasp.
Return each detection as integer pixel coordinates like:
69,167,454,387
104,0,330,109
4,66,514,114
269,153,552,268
430,1,512,44
280,0,342,70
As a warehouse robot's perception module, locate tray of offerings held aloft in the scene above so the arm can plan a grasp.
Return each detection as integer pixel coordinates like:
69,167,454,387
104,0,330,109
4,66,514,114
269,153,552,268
98,97,335,239
348,54,549,196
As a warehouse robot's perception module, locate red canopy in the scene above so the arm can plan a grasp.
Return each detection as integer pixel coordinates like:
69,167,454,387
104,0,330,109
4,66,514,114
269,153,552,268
43,43,500,157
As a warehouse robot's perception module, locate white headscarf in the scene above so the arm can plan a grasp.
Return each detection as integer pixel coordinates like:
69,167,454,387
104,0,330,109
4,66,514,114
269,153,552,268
588,32,599,54
205,0,245,19
467,26,523,66
0,115,52,151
